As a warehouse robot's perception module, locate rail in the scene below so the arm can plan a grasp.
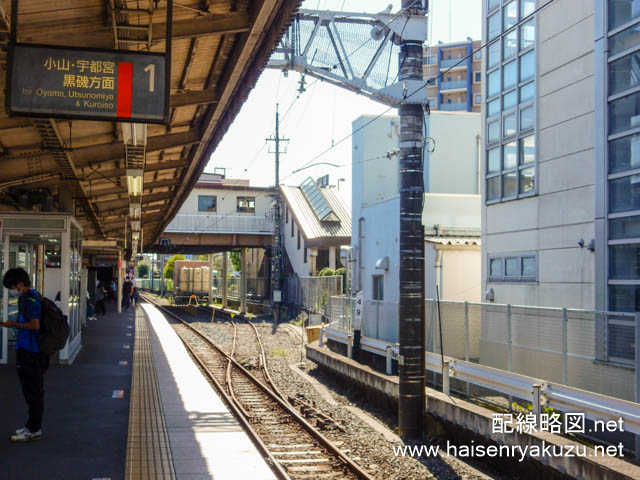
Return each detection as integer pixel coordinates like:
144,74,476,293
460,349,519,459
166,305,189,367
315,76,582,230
142,295,376,480
322,327,640,436
165,213,274,234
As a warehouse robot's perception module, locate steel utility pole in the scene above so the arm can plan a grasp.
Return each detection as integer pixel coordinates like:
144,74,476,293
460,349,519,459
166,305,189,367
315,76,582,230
398,0,427,439
267,104,289,322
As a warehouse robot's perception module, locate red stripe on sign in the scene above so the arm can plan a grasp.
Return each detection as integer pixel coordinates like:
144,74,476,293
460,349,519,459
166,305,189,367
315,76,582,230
116,62,133,118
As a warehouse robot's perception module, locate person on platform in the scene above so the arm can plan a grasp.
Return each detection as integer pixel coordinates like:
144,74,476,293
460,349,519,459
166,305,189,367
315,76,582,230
122,276,133,311
0,268,49,442
95,281,107,315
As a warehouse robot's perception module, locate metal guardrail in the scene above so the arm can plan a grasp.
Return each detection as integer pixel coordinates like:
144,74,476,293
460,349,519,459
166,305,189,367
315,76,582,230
322,328,640,436
439,80,467,90
440,58,467,69
165,213,274,234
440,102,467,111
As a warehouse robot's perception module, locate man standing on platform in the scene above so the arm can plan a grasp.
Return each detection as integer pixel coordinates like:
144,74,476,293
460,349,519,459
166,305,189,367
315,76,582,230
0,268,49,442
122,276,133,311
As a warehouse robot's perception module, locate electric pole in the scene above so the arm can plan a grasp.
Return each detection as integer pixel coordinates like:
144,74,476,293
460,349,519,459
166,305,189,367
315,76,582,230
267,104,289,322
398,0,427,439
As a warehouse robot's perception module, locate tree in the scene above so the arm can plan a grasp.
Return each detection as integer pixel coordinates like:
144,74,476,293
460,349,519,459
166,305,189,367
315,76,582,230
229,250,242,272
137,260,151,278
163,254,186,279
198,254,209,261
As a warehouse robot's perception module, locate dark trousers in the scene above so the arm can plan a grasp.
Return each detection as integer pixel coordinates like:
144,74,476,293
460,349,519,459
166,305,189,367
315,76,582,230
95,299,106,315
122,294,130,310
16,348,49,432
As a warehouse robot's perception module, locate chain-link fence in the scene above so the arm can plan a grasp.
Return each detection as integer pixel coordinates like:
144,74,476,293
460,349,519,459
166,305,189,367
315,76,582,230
284,275,343,316
211,276,269,303
135,278,173,293
328,295,355,330
426,299,637,402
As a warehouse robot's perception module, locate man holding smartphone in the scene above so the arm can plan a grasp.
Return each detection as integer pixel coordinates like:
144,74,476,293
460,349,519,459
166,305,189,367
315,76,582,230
0,268,49,442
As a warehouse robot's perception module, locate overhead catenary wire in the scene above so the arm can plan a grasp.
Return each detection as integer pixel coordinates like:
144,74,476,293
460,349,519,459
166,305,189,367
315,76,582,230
283,0,557,180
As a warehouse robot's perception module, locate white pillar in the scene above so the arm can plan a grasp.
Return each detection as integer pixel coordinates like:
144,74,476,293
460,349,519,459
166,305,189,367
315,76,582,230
208,253,214,305
222,252,228,309
240,248,247,314
329,246,336,270
117,250,123,313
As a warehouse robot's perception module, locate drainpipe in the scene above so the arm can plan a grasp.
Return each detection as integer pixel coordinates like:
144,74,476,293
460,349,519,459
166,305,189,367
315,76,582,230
358,217,365,292
475,133,481,194
435,248,443,299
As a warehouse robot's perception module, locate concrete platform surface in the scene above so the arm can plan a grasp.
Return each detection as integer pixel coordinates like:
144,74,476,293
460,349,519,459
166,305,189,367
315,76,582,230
142,303,276,480
0,301,134,480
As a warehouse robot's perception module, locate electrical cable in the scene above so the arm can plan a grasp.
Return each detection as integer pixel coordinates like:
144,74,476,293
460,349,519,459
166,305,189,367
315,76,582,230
283,0,557,180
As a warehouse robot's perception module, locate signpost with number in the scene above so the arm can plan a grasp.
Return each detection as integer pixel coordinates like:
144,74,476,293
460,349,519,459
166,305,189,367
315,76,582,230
6,44,168,123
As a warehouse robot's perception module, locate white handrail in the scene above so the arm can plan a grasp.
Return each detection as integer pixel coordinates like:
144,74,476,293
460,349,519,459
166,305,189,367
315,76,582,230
165,213,274,234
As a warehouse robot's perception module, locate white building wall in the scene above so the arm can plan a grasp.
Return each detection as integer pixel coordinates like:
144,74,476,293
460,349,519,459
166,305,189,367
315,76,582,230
178,187,273,217
481,0,596,309
427,112,482,194
282,211,311,278
352,114,481,344
359,196,400,342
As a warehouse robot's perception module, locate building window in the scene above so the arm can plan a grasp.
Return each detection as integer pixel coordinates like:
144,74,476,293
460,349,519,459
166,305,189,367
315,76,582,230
608,0,640,30
236,196,255,213
473,49,482,61
304,245,307,263
197,195,217,212
297,229,301,250
474,71,481,83
486,3,536,204
372,275,384,301
487,254,537,282
475,93,482,105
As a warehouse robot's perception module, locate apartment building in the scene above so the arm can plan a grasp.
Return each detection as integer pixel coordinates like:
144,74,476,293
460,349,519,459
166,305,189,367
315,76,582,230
481,0,640,361
424,38,482,112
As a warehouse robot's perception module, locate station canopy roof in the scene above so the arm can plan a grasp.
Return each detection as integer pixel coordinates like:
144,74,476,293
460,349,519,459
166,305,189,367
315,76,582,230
0,0,299,254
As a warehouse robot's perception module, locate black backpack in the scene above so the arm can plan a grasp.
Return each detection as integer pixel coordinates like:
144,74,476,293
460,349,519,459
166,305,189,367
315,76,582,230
26,292,69,356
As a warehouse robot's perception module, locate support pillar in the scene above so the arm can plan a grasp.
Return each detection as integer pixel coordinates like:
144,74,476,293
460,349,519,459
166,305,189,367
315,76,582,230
36,244,45,294
208,253,214,305
160,254,166,297
222,252,228,309
117,250,123,313
398,0,427,439
329,246,337,270
240,248,247,314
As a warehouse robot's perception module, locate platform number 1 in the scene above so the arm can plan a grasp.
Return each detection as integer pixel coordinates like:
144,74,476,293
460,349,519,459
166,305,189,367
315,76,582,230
144,64,155,93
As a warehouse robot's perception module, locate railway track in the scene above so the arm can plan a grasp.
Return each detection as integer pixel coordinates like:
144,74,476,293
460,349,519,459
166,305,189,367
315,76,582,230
141,295,377,480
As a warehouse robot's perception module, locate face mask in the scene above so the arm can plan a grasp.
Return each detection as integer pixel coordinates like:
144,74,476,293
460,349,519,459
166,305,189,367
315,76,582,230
9,289,19,297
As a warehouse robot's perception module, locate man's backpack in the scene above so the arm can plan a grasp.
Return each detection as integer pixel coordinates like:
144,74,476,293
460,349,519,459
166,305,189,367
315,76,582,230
27,292,69,356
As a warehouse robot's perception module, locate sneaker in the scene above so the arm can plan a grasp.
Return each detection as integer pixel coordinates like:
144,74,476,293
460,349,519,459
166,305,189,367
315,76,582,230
14,427,29,435
11,429,42,442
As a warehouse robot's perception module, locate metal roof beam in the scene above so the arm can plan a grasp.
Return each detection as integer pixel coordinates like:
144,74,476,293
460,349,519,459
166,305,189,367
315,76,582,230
170,88,218,108
73,130,200,168
97,191,173,211
88,178,180,198
82,160,188,181
23,13,251,48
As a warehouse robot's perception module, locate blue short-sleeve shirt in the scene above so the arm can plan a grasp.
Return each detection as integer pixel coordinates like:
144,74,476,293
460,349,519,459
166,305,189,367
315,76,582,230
16,289,42,353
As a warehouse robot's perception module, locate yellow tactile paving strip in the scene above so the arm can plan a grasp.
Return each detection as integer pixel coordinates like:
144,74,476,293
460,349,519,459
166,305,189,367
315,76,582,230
125,306,176,480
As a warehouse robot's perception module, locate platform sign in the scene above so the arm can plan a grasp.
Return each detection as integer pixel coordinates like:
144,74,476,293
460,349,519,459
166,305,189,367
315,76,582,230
7,43,167,123
354,291,363,327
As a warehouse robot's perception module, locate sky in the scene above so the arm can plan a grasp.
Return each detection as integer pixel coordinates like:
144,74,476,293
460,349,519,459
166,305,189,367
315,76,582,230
205,0,481,203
